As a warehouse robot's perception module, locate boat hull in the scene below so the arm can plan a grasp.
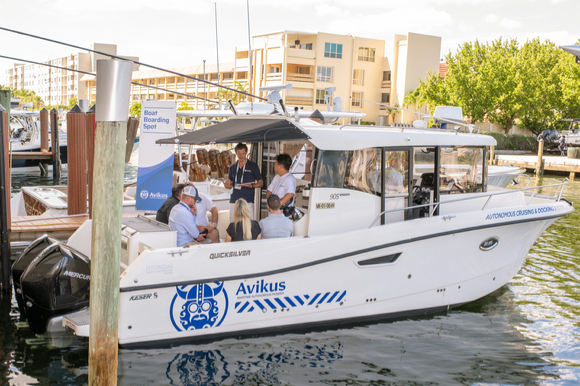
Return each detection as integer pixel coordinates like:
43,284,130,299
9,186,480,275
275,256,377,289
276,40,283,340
113,203,567,347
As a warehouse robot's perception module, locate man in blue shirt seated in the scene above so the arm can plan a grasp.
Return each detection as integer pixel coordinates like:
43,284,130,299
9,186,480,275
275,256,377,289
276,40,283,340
259,194,293,239
169,186,207,246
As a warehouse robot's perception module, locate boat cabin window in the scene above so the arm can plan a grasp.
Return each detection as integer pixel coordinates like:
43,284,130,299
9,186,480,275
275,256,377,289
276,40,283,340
314,148,409,197
439,146,484,194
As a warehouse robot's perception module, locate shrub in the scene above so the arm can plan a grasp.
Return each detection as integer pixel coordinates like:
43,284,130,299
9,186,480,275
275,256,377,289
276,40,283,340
481,131,537,152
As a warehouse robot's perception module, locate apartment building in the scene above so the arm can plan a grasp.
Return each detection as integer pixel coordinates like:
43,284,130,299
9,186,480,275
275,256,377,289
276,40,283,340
235,31,391,124
4,44,138,106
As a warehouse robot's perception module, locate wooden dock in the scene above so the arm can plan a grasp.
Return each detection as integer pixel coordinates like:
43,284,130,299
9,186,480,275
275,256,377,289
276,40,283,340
495,155,580,178
11,214,89,243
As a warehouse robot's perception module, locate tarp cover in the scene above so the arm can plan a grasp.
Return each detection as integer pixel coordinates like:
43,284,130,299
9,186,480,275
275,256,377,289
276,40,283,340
155,116,310,145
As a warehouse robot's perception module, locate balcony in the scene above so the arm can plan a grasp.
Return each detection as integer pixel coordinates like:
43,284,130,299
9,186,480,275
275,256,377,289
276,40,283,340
286,96,313,106
287,73,314,83
265,73,283,83
381,80,391,88
287,47,315,60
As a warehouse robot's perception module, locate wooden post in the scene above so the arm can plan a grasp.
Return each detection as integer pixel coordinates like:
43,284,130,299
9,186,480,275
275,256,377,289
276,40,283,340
0,105,11,293
39,108,50,176
88,59,132,386
536,139,544,177
570,172,575,180
0,90,10,119
67,105,87,215
86,109,95,218
489,145,495,166
125,117,139,164
50,108,61,180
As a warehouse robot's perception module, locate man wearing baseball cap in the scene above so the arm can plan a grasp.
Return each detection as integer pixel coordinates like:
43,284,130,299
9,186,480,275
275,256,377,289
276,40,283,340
169,185,207,246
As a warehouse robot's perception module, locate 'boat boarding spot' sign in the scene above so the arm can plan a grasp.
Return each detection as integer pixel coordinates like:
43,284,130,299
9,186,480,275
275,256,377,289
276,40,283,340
136,100,176,211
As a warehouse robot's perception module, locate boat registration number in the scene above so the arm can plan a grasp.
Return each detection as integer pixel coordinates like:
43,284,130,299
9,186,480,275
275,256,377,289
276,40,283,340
316,202,335,210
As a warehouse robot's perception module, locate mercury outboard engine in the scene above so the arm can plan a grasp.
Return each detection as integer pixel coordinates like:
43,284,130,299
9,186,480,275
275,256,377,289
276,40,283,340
18,239,90,334
12,234,59,317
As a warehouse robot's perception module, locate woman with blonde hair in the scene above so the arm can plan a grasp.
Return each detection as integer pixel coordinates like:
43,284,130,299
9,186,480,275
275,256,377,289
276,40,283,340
225,199,262,242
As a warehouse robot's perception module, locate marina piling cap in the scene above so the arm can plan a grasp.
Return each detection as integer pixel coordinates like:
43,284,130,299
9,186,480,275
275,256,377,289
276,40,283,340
95,59,133,122
182,186,201,202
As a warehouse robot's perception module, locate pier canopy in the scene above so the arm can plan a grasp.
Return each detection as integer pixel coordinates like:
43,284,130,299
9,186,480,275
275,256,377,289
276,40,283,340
156,116,311,145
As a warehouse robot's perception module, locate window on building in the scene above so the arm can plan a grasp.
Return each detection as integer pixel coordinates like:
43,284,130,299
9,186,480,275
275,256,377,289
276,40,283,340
358,47,376,62
383,71,391,81
352,92,363,107
210,73,219,81
381,93,390,104
317,66,332,82
353,70,364,85
297,66,311,75
223,72,234,80
324,43,343,59
316,89,329,105
269,66,281,73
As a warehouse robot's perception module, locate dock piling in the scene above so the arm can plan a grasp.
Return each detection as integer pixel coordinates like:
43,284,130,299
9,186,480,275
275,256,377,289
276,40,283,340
67,105,87,215
0,104,11,293
86,109,95,218
50,108,61,180
40,108,49,175
536,139,544,177
88,59,132,386
489,146,495,166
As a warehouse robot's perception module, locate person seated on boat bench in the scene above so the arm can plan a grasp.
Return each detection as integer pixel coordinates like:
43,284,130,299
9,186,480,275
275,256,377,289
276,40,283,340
266,153,296,209
259,194,293,239
225,199,262,242
156,183,187,224
169,186,208,246
190,183,220,243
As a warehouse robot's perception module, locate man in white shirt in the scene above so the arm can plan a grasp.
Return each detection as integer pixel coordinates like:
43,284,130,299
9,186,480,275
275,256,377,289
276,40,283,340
266,153,296,208
168,186,207,246
190,184,220,243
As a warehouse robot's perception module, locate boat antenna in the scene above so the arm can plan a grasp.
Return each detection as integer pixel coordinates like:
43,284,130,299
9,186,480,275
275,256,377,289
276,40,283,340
0,26,267,102
0,54,220,104
215,2,221,110
228,99,239,116
247,0,253,112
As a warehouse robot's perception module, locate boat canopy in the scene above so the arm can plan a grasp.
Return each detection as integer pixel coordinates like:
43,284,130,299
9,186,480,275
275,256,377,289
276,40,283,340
156,116,497,150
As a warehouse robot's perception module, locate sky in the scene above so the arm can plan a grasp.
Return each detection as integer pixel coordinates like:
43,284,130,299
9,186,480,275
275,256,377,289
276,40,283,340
1,0,579,85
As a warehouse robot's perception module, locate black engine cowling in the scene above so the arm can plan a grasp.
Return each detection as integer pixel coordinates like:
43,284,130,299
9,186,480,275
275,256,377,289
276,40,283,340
17,238,90,334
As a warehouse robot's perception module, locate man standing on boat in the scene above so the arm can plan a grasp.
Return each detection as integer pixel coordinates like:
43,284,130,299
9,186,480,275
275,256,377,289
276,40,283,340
169,186,207,246
266,153,296,208
224,143,263,222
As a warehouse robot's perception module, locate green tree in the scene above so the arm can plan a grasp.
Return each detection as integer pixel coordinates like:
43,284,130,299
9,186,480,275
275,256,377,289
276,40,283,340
12,88,45,109
67,97,78,110
219,81,248,105
129,101,141,119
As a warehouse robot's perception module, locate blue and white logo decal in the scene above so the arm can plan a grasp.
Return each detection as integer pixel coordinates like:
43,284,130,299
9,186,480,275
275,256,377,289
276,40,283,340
170,282,229,331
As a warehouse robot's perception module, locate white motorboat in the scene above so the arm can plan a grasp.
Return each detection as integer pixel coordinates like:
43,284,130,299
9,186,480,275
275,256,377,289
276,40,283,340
9,110,68,172
13,115,572,347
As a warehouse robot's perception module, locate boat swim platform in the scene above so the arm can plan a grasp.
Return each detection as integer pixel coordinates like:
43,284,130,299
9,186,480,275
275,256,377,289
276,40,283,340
496,155,580,177
10,212,140,243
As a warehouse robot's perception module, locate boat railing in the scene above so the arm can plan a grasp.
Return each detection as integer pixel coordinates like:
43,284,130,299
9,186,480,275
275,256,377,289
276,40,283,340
368,178,570,229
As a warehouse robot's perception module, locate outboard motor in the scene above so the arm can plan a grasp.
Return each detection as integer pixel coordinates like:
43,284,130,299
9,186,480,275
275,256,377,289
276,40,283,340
12,234,59,317
19,240,90,334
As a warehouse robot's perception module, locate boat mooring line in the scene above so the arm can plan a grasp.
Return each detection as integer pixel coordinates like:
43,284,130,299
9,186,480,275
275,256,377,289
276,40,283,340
0,26,267,102
120,212,569,293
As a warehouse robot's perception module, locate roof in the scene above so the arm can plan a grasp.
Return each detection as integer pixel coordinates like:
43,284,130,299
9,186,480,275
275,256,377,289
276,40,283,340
156,116,497,150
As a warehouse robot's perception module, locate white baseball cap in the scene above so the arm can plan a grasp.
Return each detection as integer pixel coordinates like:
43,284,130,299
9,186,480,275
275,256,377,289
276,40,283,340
182,186,201,202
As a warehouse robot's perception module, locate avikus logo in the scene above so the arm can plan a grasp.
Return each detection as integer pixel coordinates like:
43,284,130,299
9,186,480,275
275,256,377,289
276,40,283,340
236,280,286,295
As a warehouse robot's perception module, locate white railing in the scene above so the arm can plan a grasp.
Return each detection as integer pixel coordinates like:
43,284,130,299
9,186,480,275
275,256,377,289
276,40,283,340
368,178,570,228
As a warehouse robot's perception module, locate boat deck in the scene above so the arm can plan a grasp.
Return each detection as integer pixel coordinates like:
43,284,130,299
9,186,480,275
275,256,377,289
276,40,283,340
11,214,89,242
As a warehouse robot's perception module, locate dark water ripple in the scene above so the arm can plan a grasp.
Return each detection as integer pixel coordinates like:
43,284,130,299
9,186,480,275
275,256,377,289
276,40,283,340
0,174,578,385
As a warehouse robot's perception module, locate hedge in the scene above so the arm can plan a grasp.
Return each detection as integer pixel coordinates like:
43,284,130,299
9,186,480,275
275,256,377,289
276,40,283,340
480,131,537,152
